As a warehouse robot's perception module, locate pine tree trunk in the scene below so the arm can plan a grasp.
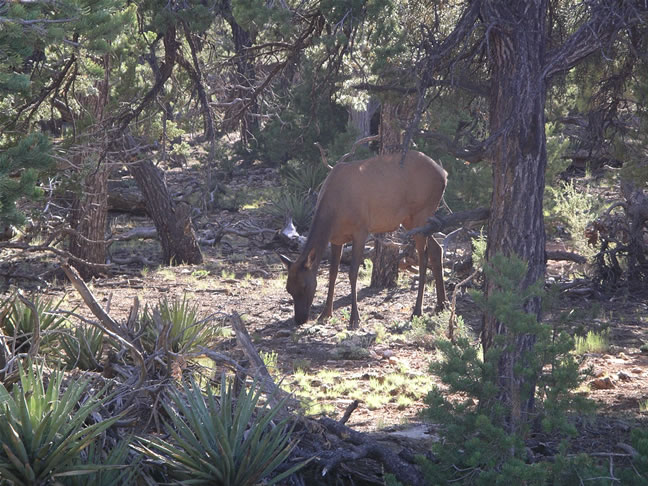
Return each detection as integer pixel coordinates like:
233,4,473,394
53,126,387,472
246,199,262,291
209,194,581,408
370,99,403,289
68,54,111,279
481,2,548,433
68,161,110,279
370,234,400,288
349,98,380,139
126,141,202,265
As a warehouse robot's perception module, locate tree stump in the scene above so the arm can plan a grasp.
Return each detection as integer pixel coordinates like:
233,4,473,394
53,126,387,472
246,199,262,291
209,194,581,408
370,234,400,288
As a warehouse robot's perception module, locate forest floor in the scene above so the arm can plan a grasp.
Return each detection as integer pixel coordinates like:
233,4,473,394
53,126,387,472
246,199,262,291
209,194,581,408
2,157,648,473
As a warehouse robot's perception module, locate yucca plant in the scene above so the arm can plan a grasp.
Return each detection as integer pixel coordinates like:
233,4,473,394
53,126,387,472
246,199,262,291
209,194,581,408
60,440,138,486
140,295,217,354
0,360,122,485
269,191,315,233
60,324,105,371
1,293,70,355
135,375,307,485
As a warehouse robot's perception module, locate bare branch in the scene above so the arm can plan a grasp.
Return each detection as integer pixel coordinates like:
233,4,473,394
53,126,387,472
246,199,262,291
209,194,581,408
543,2,646,79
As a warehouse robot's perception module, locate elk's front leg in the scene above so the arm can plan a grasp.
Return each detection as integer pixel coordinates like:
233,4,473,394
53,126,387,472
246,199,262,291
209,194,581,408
318,244,342,321
348,234,367,329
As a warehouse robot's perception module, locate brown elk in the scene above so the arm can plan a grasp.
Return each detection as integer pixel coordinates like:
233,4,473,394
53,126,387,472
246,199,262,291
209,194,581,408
279,150,448,329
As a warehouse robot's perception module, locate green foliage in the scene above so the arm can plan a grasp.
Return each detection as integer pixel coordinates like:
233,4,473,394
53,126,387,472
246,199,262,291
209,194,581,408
135,375,306,485
423,254,595,484
0,133,52,226
405,310,469,348
573,330,610,355
140,295,219,354
617,428,648,484
247,59,348,167
0,361,122,485
1,292,69,355
60,440,138,486
280,159,329,196
60,323,105,371
270,192,314,233
545,121,572,183
546,180,601,256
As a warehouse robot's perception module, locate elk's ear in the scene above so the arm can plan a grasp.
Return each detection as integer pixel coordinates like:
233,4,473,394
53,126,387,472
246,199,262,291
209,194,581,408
278,253,293,269
304,248,316,270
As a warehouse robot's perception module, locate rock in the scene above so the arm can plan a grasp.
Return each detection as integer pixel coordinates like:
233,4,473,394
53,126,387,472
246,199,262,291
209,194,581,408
593,368,606,378
618,371,632,382
631,368,643,374
590,377,615,390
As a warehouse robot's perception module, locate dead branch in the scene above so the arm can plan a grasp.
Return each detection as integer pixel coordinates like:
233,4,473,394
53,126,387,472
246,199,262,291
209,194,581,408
314,142,332,169
314,135,380,170
0,241,111,270
545,250,587,264
318,417,426,486
406,207,490,236
60,261,146,388
229,312,298,411
337,135,380,164
338,399,359,425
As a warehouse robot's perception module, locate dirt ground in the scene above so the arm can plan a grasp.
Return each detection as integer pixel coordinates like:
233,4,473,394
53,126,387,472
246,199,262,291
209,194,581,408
2,162,648,465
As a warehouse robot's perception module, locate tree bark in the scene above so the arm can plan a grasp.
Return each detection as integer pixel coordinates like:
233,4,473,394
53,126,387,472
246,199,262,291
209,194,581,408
348,97,379,139
370,98,403,289
69,163,110,279
370,234,399,288
68,54,111,279
123,135,202,265
481,1,548,433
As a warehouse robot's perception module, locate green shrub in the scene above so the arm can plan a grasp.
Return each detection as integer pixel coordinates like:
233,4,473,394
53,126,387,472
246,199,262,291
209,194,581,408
269,191,315,233
0,293,69,355
135,375,307,485
573,329,610,354
140,295,220,353
422,254,596,484
0,361,122,485
60,440,138,486
617,428,648,484
546,180,601,256
60,323,105,371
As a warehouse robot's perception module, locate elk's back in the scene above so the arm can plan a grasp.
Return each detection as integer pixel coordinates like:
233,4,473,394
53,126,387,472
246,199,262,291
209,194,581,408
317,151,447,243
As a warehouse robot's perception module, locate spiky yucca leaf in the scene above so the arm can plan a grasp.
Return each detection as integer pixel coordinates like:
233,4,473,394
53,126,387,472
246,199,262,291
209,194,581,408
60,323,105,371
0,361,123,485
135,375,307,486
140,295,217,354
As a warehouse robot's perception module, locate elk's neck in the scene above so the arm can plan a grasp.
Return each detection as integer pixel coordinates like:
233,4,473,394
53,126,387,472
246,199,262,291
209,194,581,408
299,207,333,270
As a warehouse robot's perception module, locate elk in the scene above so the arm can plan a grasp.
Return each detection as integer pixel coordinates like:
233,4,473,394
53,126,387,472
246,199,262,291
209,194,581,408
279,150,448,329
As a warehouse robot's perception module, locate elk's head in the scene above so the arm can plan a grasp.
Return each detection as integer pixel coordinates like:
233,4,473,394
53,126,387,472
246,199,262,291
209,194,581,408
279,249,317,325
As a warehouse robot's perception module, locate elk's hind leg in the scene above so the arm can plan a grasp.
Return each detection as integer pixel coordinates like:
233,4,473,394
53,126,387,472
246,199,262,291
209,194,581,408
427,236,447,312
412,234,428,316
319,244,342,321
348,233,367,329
